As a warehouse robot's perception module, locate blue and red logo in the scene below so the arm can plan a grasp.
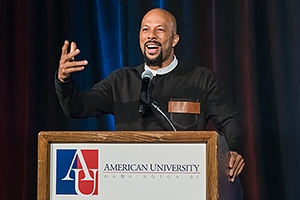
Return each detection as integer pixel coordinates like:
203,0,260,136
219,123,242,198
56,149,99,196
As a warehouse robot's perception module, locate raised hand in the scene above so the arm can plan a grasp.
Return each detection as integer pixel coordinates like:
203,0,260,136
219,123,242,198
58,40,88,82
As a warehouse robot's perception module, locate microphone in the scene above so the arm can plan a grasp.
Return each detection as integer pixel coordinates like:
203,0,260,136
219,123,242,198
138,70,154,115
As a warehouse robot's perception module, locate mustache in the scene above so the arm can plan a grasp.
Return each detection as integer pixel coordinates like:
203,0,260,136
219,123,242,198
145,41,162,46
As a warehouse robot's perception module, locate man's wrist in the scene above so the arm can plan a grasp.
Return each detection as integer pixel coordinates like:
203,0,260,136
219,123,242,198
58,75,70,83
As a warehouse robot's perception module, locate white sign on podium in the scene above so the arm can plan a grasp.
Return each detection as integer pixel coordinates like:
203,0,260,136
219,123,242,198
50,143,206,200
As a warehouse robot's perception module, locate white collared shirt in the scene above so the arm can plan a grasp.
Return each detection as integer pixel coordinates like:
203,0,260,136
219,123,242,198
144,55,178,76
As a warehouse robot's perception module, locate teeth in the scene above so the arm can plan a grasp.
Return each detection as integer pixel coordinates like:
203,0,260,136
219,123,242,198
147,44,159,48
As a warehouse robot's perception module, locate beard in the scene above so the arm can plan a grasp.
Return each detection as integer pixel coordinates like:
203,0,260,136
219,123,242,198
143,47,163,67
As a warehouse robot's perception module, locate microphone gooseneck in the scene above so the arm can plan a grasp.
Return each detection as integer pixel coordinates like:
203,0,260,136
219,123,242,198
150,100,177,131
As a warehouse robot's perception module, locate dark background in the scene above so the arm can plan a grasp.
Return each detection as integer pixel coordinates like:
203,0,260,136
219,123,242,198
1,0,300,199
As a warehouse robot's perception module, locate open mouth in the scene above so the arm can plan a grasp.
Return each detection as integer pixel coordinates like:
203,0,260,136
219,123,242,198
145,42,161,55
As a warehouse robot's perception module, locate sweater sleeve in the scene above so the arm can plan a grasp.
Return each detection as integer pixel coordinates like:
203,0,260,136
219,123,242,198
205,70,245,155
54,71,114,118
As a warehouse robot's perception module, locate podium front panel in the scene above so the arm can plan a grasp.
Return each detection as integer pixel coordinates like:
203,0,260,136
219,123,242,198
37,131,219,200
50,143,206,200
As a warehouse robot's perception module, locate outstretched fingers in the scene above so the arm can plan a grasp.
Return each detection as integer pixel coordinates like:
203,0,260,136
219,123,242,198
61,40,70,58
58,40,88,82
61,60,88,74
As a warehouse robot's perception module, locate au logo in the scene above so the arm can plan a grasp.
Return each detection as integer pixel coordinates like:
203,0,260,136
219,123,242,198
56,149,99,196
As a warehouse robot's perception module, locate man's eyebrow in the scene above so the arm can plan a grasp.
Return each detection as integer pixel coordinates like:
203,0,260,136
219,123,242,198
142,24,166,28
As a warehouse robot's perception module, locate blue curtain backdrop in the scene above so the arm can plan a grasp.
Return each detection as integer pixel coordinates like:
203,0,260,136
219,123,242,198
1,0,300,199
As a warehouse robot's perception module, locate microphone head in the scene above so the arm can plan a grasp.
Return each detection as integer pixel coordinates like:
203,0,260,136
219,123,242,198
141,70,154,80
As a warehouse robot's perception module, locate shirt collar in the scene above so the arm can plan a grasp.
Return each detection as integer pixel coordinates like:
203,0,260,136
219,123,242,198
144,55,178,76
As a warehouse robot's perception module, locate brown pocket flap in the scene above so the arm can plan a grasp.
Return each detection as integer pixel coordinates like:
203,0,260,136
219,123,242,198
168,101,200,114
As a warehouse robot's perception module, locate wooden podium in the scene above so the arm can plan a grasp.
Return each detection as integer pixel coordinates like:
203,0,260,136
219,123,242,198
37,131,243,200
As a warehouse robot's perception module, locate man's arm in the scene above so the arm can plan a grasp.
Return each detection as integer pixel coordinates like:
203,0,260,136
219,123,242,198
55,40,114,118
205,70,245,182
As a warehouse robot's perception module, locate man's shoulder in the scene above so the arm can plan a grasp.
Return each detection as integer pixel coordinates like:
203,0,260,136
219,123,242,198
105,64,144,81
110,64,143,74
176,61,217,77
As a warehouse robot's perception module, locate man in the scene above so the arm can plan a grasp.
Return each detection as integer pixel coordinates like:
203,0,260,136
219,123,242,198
56,8,245,182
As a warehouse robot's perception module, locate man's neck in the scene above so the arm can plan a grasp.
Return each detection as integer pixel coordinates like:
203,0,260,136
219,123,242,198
144,55,178,76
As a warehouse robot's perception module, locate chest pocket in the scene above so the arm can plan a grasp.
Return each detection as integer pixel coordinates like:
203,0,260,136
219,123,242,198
168,98,201,129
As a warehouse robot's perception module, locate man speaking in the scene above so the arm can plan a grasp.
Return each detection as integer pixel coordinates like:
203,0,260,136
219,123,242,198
55,8,245,183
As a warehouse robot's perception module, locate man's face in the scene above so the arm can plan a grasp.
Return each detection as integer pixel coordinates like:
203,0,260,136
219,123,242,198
139,9,179,68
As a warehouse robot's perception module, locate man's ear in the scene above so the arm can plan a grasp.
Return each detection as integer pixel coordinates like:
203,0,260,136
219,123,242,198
172,34,180,47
